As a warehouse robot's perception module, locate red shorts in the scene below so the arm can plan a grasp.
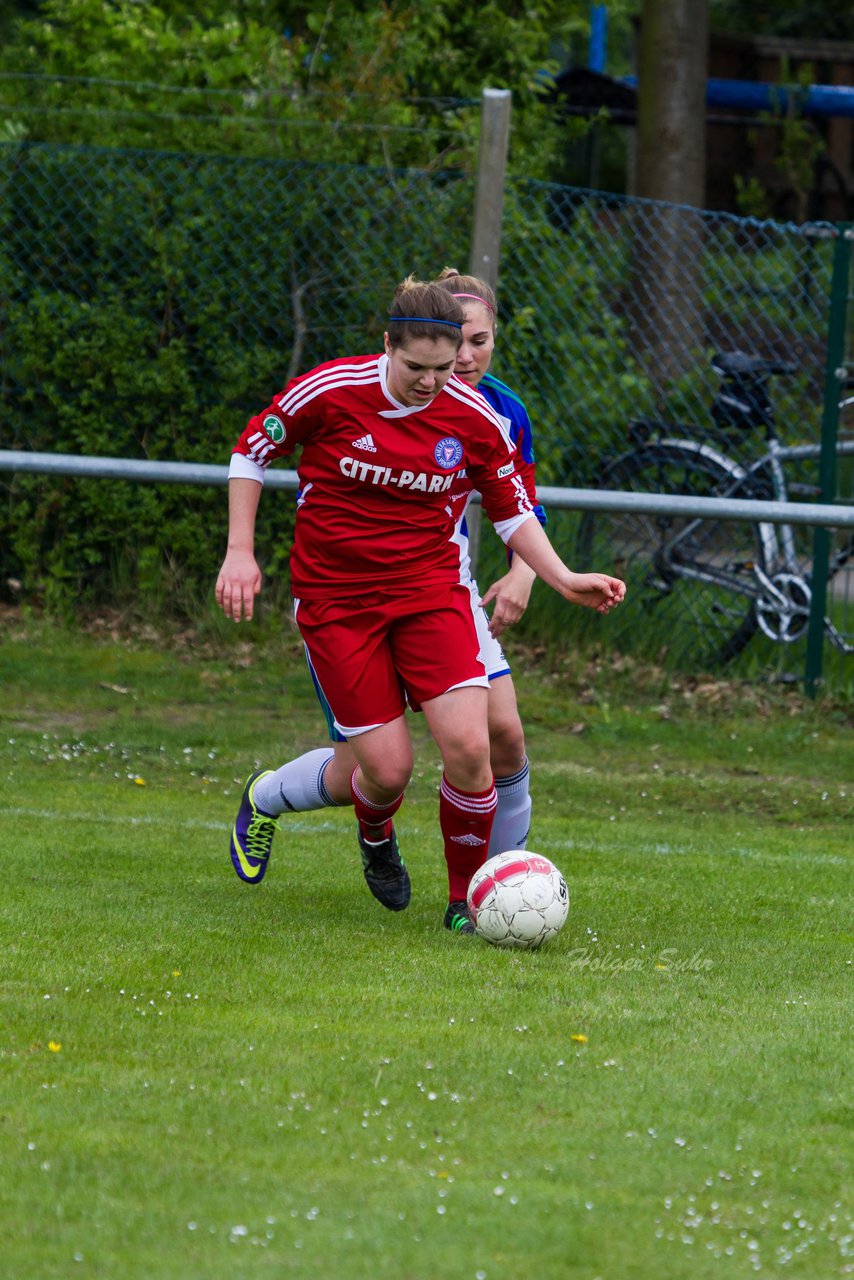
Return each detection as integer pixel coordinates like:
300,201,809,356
293,584,488,736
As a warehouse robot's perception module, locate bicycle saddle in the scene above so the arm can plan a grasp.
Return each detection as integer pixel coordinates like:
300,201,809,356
711,351,796,379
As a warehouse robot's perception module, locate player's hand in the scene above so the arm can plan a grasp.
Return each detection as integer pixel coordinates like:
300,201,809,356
215,550,262,621
479,570,534,638
561,572,626,614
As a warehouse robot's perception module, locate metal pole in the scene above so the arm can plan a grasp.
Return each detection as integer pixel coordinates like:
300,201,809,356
804,225,852,698
2,452,854,525
0,451,300,490
468,87,511,572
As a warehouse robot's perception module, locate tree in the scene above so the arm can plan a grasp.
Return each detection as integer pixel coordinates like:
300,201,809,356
631,0,710,388
636,0,708,210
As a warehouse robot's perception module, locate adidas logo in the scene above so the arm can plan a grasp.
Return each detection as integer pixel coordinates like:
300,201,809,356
450,833,486,846
352,433,377,452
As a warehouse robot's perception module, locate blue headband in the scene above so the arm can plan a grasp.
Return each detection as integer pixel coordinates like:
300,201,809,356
388,316,462,329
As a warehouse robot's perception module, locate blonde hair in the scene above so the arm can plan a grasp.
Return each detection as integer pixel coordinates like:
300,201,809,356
386,274,464,349
434,267,498,325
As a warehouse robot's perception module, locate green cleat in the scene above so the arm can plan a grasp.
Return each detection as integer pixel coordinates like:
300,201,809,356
230,770,279,883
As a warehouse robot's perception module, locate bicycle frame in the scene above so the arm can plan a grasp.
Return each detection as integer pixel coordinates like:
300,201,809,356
735,437,854,573
656,434,854,579
648,431,854,650
590,356,854,660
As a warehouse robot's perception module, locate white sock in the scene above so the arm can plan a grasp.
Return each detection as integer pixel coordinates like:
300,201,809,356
253,748,340,815
489,759,531,855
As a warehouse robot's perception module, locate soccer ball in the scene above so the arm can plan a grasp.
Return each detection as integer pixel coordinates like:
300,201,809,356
467,850,569,950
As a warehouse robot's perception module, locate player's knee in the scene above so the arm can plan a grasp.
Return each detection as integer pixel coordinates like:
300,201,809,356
359,753,413,798
440,726,491,783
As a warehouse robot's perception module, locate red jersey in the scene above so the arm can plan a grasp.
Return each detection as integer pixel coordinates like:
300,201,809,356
230,353,536,600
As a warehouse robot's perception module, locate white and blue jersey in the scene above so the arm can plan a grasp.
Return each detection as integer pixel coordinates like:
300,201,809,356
452,371,547,585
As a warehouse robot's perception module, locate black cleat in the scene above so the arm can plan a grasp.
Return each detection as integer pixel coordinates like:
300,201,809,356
358,825,411,911
443,900,476,935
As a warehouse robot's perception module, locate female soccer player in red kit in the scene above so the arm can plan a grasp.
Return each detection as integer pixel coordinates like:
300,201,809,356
216,277,625,933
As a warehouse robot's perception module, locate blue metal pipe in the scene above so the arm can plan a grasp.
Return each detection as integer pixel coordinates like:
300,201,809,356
623,74,854,118
588,4,607,75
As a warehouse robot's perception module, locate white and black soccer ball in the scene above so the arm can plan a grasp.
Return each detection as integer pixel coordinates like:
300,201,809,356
467,850,569,950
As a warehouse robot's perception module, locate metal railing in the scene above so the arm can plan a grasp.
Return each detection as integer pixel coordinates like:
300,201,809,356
2,449,853,528
2,448,851,695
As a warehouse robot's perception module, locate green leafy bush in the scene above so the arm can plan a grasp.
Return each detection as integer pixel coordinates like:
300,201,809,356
0,142,474,614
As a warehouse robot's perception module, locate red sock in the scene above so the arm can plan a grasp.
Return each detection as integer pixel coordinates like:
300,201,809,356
350,769,404,842
440,775,497,902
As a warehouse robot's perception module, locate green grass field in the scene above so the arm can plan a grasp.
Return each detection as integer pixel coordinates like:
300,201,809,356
1,609,852,1279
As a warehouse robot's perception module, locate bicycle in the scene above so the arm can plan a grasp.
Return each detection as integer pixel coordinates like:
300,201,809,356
576,351,854,667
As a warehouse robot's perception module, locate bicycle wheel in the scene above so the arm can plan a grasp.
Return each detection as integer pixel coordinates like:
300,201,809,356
576,442,771,667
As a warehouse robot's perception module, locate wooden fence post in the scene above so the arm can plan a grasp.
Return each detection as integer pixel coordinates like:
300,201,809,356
467,87,511,571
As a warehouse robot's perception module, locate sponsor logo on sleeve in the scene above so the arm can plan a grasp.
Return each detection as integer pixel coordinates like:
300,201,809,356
434,437,464,469
262,414,286,444
497,461,515,478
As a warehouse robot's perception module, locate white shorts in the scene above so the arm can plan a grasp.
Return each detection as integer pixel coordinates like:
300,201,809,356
469,580,511,681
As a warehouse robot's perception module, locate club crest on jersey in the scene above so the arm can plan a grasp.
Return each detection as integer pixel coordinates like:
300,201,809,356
434,437,463,469
262,414,285,444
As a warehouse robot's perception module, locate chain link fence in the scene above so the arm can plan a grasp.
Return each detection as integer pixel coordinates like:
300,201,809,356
1,140,851,688
493,181,853,689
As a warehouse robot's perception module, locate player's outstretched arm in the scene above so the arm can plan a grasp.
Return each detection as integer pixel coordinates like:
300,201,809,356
478,556,537,638
506,518,625,615
215,477,264,622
